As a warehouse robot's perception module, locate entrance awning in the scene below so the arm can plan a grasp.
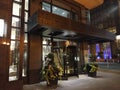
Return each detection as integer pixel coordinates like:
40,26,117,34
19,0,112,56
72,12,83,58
28,10,115,43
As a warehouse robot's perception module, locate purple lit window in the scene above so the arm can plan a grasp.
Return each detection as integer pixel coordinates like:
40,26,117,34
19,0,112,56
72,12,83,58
96,44,100,59
103,42,112,60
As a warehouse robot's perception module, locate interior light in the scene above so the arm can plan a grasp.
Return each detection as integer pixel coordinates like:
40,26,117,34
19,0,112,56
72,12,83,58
62,12,65,15
24,40,27,43
0,19,4,37
116,35,120,40
53,7,57,10
42,7,45,10
43,39,47,44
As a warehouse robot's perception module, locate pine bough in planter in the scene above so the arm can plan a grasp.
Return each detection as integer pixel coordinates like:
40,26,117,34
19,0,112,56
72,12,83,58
40,53,62,86
84,63,98,77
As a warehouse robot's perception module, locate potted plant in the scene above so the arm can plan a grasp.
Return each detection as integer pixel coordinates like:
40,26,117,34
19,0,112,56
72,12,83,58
40,53,60,86
83,62,98,77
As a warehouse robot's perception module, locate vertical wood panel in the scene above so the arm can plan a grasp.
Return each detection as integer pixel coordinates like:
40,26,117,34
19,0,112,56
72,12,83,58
30,0,42,16
0,45,8,90
29,34,42,70
28,33,42,84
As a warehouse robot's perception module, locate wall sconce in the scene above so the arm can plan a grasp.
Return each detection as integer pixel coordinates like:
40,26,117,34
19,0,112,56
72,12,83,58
0,19,5,37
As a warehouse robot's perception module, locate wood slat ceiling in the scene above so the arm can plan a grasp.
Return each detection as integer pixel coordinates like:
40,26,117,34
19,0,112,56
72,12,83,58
74,0,104,9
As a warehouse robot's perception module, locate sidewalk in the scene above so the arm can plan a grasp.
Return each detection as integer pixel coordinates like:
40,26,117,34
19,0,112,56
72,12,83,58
23,62,120,90
23,71,120,90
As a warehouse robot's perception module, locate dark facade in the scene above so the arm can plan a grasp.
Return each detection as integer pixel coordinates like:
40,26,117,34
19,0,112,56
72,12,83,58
90,0,120,57
90,0,119,35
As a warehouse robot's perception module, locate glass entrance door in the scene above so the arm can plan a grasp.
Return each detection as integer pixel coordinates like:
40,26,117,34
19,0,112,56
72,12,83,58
66,46,78,76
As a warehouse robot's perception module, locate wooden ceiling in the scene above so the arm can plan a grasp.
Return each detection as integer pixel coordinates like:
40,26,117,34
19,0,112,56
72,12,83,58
74,0,104,9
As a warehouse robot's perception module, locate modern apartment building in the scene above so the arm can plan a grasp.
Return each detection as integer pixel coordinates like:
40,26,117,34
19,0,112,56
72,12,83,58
0,0,117,90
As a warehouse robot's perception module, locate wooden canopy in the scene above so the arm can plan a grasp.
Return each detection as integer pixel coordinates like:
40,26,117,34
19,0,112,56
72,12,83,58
28,10,115,43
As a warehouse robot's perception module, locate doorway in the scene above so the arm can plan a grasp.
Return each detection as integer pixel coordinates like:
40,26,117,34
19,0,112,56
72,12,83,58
42,37,79,77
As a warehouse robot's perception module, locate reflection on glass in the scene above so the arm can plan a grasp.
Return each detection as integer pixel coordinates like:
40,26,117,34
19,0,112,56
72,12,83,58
9,41,20,81
12,2,21,16
42,2,51,12
12,17,21,27
11,28,20,40
52,6,70,18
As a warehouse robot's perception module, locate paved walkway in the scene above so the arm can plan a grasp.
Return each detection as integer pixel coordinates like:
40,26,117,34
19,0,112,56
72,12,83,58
23,71,120,90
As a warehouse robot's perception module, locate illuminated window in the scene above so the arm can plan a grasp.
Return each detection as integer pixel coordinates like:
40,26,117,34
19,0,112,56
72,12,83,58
25,0,29,10
14,0,22,2
42,2,78,21
12,17,21,27
24,11,28,22
22,0,29,77
9,0,22,81
9,40,20,81
103,42,112,60
42,2,51,12
52,6,70,18
42,37,51,61
24,23,28,32
0,19,4,37
96,44,100,59
12,2,21,16
11,28,20,40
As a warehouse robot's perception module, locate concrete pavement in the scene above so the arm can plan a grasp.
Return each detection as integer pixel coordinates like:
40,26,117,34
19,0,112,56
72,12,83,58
23,71,120,90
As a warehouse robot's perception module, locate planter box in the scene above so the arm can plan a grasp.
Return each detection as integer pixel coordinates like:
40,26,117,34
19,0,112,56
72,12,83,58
47,78,58,86
88,71,97,77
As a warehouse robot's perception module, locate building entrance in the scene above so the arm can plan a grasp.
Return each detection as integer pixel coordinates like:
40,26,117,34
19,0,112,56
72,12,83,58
42,37,79,77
